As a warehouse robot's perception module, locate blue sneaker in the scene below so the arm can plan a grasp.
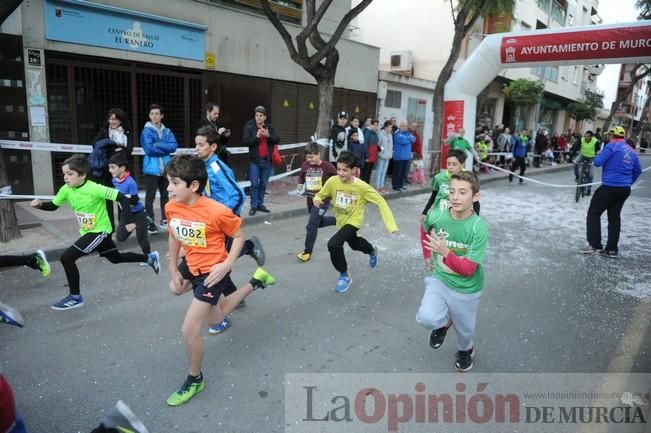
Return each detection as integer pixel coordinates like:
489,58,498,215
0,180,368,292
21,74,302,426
147,251,160,274
208,316,232,335
51,294,84,311
0,302,24,327
369,245,378,269
335,273,352,293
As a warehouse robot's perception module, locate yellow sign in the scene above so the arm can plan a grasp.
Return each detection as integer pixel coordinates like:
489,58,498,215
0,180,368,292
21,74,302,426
283,99,290,108
205,52,216,69
354,105,360,113
308,101,315,109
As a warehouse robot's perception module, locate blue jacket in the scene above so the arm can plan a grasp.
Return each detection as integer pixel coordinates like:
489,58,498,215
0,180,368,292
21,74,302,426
111,173,144,213
140,122,178,176
511,135,527,158
594,139,642,187
204,154,245,216
393,130,416,161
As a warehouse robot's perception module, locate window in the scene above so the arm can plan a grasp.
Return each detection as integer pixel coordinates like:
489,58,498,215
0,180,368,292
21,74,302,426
385,90,402,108
544,66,558,82
573,66,579,85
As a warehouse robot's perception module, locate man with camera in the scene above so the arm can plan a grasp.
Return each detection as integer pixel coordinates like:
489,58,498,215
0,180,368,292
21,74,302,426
197,102,232,166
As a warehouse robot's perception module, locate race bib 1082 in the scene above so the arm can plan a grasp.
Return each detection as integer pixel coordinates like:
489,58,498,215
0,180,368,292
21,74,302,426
170,218,207,248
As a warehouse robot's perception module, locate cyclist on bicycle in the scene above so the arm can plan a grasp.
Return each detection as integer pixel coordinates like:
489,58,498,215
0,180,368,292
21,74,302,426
572,130,600,195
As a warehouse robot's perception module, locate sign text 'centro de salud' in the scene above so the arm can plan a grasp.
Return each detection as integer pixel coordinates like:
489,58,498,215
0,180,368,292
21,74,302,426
45,0,207,61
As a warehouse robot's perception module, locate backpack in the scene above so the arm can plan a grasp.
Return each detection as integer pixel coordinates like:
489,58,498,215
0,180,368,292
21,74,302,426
89,138,117,177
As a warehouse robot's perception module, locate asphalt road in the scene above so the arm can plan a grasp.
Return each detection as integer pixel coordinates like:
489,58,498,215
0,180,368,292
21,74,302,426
1,168,650,433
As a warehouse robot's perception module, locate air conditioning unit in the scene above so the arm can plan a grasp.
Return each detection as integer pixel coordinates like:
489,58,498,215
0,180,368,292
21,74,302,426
390,51,413,73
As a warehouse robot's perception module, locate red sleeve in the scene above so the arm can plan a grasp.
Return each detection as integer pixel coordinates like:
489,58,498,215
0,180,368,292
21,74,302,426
443,252,478,276
420,225,432,260
0,375,16,432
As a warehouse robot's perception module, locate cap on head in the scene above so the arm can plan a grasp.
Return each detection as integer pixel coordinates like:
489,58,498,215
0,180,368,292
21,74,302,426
337,111,348,119
255,106,266,115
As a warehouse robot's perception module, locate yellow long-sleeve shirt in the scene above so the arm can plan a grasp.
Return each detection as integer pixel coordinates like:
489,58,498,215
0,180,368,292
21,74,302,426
314,176,398,233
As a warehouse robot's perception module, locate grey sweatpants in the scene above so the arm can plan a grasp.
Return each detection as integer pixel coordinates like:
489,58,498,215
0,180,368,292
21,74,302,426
416,277,482,351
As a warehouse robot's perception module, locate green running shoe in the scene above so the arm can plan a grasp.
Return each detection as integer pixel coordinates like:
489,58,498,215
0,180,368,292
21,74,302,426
35,250,50,277
250,267,276,290
166,376,206,406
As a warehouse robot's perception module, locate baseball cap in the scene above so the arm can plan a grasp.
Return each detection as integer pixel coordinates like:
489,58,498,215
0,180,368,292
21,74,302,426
337,111,348,119
255,105,266,114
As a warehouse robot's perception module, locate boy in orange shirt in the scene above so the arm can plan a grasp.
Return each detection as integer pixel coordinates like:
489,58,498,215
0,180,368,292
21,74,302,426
164,155,275,406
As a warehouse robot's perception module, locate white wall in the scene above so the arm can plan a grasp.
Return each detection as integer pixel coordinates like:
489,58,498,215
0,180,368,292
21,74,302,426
377,82,434,150
352,0,454,80
21,0,379,93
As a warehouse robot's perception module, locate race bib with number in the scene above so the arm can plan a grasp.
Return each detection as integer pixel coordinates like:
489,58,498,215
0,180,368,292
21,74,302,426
170,218,207,248
75,212,96,231
305,175,323,192
334,191,358,213
439,199,450,211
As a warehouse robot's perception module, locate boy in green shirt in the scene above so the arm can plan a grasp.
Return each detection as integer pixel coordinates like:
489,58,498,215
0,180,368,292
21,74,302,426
31,154,160,310
313,151,399,293
417,172,488,372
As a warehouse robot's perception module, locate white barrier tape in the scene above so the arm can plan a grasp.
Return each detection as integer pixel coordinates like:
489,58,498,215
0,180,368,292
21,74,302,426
0,139,309,155
0,168,301,200
478,161,650,188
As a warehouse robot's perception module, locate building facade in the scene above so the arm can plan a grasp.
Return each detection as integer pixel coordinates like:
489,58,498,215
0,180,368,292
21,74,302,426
0,0,380,194
612,63,651,140
353,0,604,152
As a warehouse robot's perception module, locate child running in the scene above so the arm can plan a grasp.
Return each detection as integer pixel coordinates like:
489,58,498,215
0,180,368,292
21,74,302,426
31,154,160,310
313,151,398,293
416,172,488,372
296,142,337,262
164,154,275,406
192,126,266,334
108,154,152,256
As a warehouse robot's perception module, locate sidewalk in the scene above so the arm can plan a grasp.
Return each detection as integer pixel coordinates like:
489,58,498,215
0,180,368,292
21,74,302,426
1,163,571,258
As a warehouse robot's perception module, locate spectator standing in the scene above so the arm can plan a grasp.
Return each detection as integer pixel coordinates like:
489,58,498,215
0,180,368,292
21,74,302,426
329,111,348,162
90,107,133,232
374,120,393,192
141,103,178,234
392,121,416,192
196,102,231,166
361,119,379,183
508,130,527,184
243,105,280,216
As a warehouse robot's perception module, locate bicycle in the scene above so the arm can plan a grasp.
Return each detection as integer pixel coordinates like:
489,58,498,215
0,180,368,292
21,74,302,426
575,157,591,202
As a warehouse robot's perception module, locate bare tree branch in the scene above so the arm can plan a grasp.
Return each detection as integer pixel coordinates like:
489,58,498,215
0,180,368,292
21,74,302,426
310,0,373,64
259,0,303,65
298,0,332,46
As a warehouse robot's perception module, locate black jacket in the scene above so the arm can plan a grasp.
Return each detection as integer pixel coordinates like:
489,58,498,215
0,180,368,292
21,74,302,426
92,126,133,157
243,119,280,164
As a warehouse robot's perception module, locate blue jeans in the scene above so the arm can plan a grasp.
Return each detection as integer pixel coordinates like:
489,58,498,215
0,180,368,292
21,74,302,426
374,158,389,189
248,159,271,209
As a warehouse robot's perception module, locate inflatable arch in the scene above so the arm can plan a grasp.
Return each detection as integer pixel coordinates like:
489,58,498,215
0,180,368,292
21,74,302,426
442,20,651,169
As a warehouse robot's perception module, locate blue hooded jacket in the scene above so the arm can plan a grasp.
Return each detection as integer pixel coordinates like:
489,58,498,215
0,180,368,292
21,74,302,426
140,122,178,176
511,135,527,158
204,154,245,216
594,139,642,187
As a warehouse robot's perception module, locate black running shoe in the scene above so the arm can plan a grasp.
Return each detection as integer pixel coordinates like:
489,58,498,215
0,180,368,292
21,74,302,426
455,347,474,372
429,325,450,349
249,236,266,267
600,250,618,258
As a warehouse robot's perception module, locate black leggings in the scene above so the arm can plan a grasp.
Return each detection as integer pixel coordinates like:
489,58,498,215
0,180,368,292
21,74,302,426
115,211,151,255
0,254,38,269
62,233,147,296
305,200,335,254
327,224,374,274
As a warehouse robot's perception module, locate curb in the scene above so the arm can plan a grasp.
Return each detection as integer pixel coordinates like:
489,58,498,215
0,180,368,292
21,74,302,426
37,165,571,260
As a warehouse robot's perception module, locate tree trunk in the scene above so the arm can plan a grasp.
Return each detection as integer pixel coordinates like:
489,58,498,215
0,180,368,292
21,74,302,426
632,95,650,144
315,73,335,139
0,149,21,242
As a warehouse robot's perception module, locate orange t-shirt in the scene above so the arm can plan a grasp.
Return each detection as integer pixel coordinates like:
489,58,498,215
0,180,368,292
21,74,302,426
165,195,242,276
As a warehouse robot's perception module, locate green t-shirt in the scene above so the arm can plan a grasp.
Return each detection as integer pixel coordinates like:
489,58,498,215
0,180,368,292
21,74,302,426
430,170,452,212
52,180,119,235
451,137,472,152
423,208,488,294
